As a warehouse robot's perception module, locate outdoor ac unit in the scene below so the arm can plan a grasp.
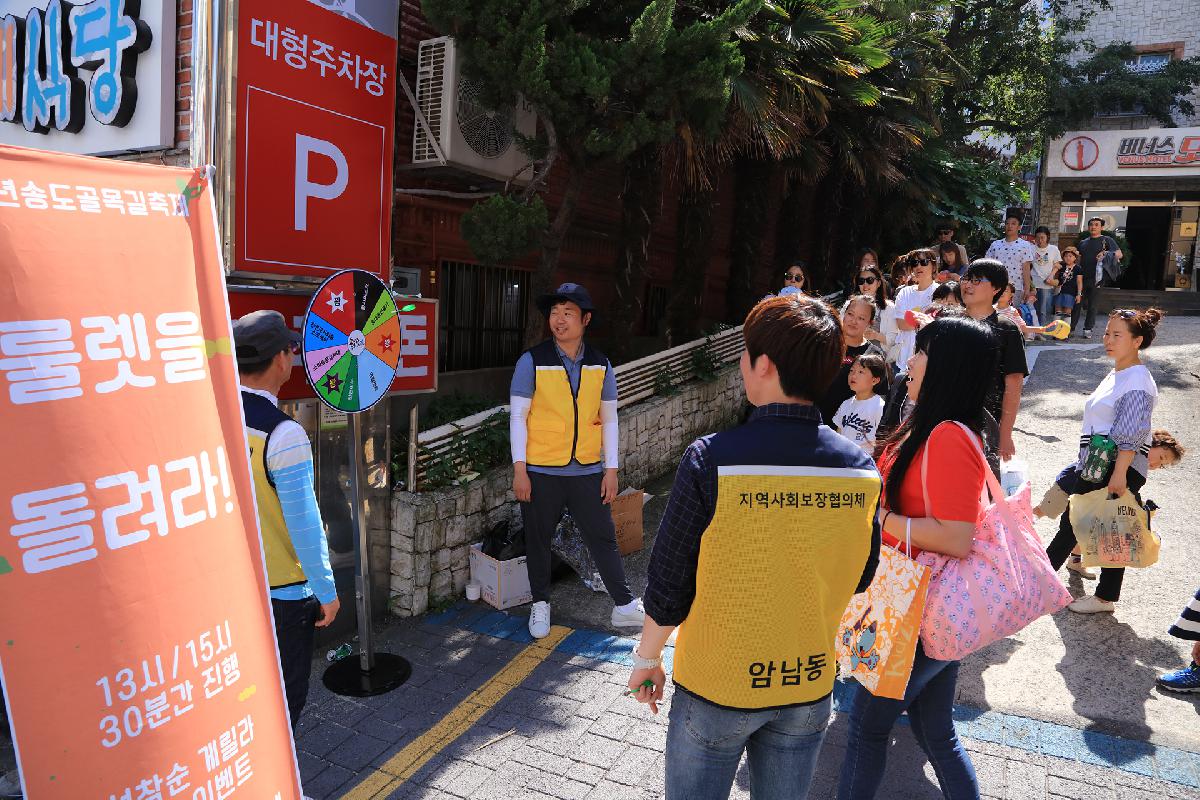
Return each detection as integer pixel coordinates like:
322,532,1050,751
412,37,537,183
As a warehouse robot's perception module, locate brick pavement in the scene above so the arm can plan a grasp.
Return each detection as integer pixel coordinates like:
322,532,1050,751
296,604,1200,800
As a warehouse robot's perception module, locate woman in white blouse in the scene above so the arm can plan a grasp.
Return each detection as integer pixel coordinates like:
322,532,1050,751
1045,307,1163,614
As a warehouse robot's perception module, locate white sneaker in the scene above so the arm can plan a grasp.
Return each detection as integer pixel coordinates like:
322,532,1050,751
1069,594,1115,614
1082,329,1092,339
1066,556,1097,580
528,601,551,639
611,598,645,628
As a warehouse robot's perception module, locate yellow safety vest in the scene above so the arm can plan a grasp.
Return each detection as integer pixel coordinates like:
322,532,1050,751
674,462,880,709
525,340,610,468
242,392,307,589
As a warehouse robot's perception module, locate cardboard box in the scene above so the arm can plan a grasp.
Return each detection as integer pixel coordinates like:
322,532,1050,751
468,543,532,610
612,488,648,556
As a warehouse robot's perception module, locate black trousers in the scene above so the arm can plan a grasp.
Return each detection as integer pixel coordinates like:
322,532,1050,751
1045,465,1145,602
520,471,634,606
272,596,320,730
1070,282,1099,333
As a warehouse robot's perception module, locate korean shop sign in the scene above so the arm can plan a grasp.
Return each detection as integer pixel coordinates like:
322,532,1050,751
0,0,175,155
1047,127,1200,179
233,0,397,280
0,146,301,798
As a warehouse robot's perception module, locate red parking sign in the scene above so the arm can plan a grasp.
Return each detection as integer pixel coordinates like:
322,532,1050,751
234,0,396,280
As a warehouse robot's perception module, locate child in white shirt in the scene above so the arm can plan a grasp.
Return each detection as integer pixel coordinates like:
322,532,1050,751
833,353,887,454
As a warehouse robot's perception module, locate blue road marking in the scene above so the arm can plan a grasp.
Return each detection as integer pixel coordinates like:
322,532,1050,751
423,603,1200,789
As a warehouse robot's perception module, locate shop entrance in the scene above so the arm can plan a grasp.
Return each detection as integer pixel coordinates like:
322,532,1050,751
1119,206,1172,290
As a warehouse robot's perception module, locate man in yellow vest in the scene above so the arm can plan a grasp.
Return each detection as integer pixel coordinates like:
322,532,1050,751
626,294,881,799
233,310,340,737
510,283,643,639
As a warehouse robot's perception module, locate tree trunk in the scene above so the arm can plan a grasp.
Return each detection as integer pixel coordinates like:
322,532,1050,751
608,146,664,362
524,163,586,347
725,158,773,323
774,176,806,275
665,185,717,346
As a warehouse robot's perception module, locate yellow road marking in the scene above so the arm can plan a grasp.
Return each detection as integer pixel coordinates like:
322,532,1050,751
338,625,573,800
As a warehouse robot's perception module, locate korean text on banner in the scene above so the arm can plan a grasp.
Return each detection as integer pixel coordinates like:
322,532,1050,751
234,0,398,280
0,145,301,799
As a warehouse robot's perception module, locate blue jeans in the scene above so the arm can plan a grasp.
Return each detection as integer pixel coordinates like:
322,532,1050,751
1035,288,1054,326
665,688,832,800
838,642,979,800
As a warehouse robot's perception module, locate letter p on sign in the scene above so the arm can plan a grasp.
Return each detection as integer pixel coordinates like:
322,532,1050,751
295,134,348,232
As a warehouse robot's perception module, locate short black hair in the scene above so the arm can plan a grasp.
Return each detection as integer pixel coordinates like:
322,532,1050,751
854,353,888,389
239,358,276,377
1088,216,1105,226
964,258,1009,303
1005,211,1023,224
1034,225,1051,236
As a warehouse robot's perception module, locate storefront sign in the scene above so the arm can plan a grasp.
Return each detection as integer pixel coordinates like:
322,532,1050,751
0,146,301,799
228,289,438,398
1048,127,1200,179
0,0,176,154
234,0,397,280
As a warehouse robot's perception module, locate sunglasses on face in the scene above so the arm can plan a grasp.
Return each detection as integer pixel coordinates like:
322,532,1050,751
960,275,990,286
784,273,805,282
937,230,952,236
856,275,878,285
908,257,934,267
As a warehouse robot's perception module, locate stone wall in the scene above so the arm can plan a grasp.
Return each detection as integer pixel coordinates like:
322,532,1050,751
387,363,746,617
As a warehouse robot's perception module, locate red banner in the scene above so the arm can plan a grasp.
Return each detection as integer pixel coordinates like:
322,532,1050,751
0,146,301,799
229,290,439,399
234,0,397,280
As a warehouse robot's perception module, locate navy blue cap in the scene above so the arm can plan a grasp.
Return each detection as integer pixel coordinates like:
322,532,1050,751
536,282,595,317
232,310,300,366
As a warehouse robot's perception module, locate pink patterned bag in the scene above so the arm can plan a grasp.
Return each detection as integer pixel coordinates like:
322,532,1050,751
915,422,1072,661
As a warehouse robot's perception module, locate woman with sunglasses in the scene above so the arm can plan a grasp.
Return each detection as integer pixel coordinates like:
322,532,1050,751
838,313,996,800
1044,307,1163,614
782,262,811,295
844,264,895,352
891,249,938,369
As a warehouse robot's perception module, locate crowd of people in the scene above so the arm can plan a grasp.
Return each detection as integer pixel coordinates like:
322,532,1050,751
619,228,1194,798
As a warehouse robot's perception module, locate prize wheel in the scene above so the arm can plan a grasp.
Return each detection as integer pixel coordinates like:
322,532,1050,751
302,269,401,413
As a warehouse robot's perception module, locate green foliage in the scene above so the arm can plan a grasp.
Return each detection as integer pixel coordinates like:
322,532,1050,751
460,194,548,265
689,337,721,382
418,411,512,491
653,367,680,397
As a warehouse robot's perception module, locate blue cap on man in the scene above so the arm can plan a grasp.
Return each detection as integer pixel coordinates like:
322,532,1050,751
536,283,595,318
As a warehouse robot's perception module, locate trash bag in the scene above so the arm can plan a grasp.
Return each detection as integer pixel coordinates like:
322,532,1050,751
551,512,607,593
1070,488,1159,569
481,521,525,559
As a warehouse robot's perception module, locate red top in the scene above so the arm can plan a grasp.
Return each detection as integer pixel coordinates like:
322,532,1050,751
878,422,986,557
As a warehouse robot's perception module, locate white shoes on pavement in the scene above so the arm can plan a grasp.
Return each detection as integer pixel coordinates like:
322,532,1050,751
611,598,645,628
1066,555,1097,580
1069,594,1115,614
528,601,551,639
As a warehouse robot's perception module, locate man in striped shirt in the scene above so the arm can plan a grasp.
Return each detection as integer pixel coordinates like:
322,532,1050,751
234,310,340,733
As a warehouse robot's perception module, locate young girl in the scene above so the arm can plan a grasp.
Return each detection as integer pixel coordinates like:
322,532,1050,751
1049,247,1083,321
833,354,887,454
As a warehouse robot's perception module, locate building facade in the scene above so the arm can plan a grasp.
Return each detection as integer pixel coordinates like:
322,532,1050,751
1037,0,1200,291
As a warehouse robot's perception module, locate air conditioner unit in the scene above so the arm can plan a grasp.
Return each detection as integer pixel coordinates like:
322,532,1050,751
412,37,537,183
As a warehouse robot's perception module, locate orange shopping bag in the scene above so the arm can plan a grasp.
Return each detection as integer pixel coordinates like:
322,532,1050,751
837,543,930,699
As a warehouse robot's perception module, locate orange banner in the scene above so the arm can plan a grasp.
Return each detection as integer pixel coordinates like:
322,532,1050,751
0,146,301,799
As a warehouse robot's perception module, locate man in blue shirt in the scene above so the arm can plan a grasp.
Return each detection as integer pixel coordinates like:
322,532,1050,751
233,311,339,735
510,284,643,638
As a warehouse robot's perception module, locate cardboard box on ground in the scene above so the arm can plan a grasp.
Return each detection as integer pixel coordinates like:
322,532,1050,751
468,488,651,610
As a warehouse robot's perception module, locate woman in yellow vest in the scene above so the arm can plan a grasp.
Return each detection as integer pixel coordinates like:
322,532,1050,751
627,294,882,800
510,283,644,639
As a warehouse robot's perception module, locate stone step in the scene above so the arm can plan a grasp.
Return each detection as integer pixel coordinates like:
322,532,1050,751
1094,288,1200,316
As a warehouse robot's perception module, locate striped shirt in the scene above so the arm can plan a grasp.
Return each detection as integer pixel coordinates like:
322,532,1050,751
241,386,337,604
1170,588,1200,641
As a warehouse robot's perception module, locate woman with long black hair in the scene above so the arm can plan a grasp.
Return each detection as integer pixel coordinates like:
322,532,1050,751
839,314,997,800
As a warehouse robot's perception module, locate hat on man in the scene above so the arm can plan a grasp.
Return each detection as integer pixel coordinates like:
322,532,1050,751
536,282,595,318
232,310,301,366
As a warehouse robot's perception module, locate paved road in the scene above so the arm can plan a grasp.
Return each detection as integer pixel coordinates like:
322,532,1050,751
292,317,1200,800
